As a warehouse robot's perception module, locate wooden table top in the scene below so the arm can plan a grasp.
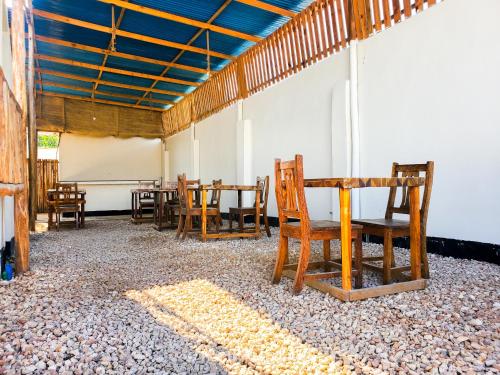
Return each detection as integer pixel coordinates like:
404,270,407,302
303,177,425,189
191,184,262,191
47,189,86,194
131,186,177,193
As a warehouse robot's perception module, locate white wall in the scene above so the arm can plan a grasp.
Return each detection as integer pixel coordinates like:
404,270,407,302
59,134,162,211
166,0,500,245
195,104,238,211
356,0,500,243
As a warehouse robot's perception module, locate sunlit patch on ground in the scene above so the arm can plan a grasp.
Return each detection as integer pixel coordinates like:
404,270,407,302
126,279,347,374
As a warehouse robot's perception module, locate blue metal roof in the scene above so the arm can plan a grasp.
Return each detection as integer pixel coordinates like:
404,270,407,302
32,0,313,110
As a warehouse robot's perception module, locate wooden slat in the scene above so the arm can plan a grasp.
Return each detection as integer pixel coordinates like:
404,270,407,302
372,0,382,31
99,0,261,42
32,10,234,60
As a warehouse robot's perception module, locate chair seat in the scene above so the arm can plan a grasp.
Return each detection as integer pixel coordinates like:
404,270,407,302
181,207,219,216
229,206,257,214
55,205,80,213
282,220,362,240
286,220,363,230
352,218,409,229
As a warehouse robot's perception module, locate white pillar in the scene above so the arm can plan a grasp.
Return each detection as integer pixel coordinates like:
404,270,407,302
236,100,253,206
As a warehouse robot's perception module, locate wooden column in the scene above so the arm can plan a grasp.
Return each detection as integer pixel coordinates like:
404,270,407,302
11,0,30,273
27,1,38,231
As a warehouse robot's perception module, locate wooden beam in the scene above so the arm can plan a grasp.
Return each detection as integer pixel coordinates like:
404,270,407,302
99,0,262,43
34,35,208,75
35,54,201,87
11,0,30,274
39,80,175,105
32,9,234,60
235,0,296,18
36,68,185,97
136,0,233,105
38,92,166,111
27,0,37,231
93,3,127,94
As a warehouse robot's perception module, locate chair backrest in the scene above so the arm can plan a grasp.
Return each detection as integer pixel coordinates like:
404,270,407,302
177,174,188,209
274,155,310,228
256,176,270,208
385,161,434,227
210,179,222,206
55,183,78,206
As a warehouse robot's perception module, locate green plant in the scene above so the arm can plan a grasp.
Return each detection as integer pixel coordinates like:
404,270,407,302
37,134,59,149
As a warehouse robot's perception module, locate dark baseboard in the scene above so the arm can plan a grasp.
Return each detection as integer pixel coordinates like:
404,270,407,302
363,234,499,265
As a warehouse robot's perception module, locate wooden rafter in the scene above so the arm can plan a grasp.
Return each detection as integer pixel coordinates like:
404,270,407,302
36,68,185,97
39,91,165,111
136,0,233,105
39,80,175,105
33,35,208,74
33,9,234,60
93,2,127,96
35,54,201,87
235,0,296,17
99,0,261,43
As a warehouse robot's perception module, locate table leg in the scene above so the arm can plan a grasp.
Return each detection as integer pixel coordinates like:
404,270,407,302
409,186,422,280
201,189,207,242
238,190,242,208
339,187,352,291
131,192,134,220
255,189,261,238
80,201,85,228
48,204,53,230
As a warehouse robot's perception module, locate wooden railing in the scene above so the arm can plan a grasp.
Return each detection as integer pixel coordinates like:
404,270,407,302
162,0,442,136
36,159,59,213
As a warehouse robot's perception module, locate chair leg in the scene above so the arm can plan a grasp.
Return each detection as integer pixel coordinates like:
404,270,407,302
228,213,233,232
323,240,331,271
354,233,363,289
383,230,393,285
263,209,271,237
215,214,220,233
421,232,430,279
238,212,244,232
272,234,289,284
182,215,191,240
56,213,60,231
176,214,185,239
75,212,79,229
293,237,311,294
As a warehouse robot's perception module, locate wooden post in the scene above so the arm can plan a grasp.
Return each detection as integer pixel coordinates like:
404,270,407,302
201,189,207,242
339,187,352,291
11,0,30,273
409,186,421,280
27,1,38,231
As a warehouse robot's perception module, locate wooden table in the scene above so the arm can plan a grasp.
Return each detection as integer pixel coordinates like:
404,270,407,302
153,186,178,231
47,189,86,230
190,184,262,241
292,177,426,301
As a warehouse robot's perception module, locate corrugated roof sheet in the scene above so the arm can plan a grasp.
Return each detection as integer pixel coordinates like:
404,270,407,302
32,0,314,110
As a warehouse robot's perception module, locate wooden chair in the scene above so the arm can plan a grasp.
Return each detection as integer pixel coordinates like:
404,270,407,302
352,161,434,284
209,179,223,226
54,183,80,231
176,174,220,240
272,155,364,294
228,176,272,237
138,180,155,218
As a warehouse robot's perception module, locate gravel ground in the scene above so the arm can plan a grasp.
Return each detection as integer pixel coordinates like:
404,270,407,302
1,219,499,374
